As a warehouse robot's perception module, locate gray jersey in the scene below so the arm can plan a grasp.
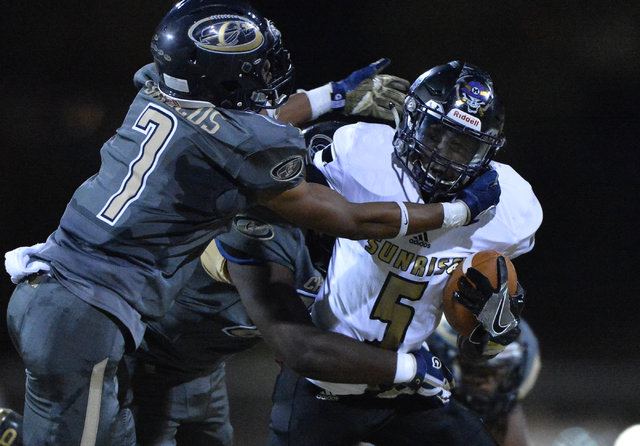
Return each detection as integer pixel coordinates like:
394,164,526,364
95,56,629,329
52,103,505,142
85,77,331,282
34,79,306,345
136,208,323,378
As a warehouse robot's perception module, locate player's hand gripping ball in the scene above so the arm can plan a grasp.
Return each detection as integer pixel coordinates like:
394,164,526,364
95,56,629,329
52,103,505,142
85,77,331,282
442,250,518,337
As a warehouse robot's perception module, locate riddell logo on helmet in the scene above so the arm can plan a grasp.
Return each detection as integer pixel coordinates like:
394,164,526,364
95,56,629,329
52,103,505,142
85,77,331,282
447,109,481,130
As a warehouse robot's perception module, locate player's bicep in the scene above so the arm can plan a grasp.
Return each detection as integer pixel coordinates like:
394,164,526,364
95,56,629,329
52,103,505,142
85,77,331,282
503,404,533,446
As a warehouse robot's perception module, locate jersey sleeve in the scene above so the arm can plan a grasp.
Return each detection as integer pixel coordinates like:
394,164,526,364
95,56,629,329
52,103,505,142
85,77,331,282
479,162,543,259
311,122,398,201
214,208,303,272
222,113,307,192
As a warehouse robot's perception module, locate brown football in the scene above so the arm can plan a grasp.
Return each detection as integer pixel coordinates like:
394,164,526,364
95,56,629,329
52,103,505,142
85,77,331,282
442,250,518,337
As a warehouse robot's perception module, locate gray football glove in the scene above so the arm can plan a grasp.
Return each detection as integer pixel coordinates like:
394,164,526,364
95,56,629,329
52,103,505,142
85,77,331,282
454,256,523,338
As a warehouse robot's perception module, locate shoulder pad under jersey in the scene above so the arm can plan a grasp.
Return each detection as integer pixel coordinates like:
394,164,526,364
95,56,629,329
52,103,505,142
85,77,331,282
313,122,398,199
474,162,543,258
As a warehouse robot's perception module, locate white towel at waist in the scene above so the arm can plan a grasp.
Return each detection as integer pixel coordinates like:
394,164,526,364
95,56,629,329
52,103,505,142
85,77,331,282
4,243,51,284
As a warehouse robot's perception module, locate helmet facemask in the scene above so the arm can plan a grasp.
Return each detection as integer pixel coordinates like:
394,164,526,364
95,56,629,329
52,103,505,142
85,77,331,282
248,21,295,110
455,342,525,421
457,363,515,420
394,96,502,202
393,61,505,202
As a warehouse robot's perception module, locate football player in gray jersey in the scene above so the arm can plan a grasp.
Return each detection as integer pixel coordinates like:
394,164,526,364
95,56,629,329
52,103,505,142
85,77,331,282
4,2,501,445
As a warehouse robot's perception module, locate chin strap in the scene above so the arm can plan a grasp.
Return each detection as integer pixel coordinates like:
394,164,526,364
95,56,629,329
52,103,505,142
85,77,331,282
390,102,401,127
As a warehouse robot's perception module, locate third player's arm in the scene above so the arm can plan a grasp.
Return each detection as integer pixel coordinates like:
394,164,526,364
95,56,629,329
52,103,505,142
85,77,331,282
267,92,312,125
227,259,398,384
502,403,534,446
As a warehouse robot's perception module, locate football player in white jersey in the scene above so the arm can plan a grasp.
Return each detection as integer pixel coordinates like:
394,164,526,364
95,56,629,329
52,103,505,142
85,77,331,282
268,61,543,446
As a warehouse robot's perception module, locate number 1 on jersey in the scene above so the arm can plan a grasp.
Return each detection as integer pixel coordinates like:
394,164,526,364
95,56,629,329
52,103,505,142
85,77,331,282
97,104,177,225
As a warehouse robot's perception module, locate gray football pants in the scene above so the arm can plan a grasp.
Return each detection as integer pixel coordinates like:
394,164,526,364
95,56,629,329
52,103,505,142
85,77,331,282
6,275,135,446
126,358,233,446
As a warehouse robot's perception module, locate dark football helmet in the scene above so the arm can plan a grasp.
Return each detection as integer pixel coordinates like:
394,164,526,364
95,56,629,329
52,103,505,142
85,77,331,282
429,319,538,423
393,61,505,202
151,0,294,110
0,408,22,446
456,340,526,422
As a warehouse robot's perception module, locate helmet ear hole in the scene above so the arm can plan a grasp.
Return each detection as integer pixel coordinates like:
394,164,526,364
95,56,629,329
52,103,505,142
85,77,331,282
188,50,198,66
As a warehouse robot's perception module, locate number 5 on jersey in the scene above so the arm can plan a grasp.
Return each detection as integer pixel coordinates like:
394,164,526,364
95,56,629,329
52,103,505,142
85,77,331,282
98,104,177,225
370,273,427,350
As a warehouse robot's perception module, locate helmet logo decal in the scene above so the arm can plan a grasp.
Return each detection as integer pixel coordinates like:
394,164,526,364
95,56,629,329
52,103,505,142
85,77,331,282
271,155,304,182
189,15,264,54
457,81,491,114
447,109,482,130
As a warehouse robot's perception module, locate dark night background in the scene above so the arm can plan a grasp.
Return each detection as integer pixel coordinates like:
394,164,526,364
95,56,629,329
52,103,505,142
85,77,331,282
2,1,639,444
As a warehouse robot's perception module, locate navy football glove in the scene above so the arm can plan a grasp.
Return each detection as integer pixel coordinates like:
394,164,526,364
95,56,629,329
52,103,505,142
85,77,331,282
409,346,453,404
330,58,410,122
456,169,501,224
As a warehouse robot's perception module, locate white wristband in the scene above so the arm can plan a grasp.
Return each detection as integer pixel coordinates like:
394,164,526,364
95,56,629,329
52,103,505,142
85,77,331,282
394,352,417,383
441,201,470,228
395,201,409,238
304,83,333,120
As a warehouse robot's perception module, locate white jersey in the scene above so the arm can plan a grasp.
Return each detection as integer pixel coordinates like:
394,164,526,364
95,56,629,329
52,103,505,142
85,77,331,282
310,122,542,394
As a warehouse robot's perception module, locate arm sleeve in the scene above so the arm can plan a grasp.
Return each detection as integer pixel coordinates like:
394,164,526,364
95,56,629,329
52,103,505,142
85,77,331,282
238,146,306,191
215,210,303,272
194,111,308,193
479,162,543,259
231,119,308,192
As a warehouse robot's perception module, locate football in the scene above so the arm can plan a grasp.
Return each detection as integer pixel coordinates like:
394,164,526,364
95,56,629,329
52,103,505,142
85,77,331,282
442,250,518,337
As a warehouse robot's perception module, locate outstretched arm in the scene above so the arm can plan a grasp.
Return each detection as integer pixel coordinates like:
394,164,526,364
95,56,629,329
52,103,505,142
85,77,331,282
258,169,500,240
269,92,313,125
227,259,398,384
270,58,410,126
257,180,444,240
227,258,451,395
